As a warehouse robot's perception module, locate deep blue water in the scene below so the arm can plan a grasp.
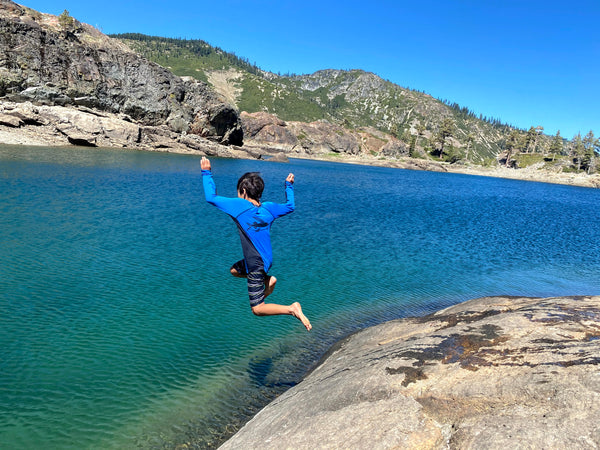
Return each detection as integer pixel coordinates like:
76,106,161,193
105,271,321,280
1,145,599,448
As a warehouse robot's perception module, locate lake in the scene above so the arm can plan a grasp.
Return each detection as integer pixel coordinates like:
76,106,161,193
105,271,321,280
1,145,599,448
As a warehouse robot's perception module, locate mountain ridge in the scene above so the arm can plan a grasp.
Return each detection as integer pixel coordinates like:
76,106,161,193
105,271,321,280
113,33,569,167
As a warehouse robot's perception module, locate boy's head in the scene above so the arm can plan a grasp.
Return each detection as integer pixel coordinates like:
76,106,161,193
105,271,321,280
237,172,264,202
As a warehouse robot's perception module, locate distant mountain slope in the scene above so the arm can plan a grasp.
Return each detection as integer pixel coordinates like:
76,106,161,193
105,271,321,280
110,34,325,122
114,33,548,164
275,69,509,159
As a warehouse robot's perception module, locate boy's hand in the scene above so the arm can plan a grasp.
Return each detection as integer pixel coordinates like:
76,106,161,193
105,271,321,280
286,173,295,184
201,157,211,171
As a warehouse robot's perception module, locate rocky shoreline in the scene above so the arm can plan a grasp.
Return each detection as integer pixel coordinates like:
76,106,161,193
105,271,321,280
1,102,599,190
272,148,600,189
0,100,255,158
219,295,600,449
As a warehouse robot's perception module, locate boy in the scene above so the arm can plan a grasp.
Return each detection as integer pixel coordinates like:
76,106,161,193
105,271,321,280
200,157,311,331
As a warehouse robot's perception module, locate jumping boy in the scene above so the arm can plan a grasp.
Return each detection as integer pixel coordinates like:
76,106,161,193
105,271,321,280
200,157,312,331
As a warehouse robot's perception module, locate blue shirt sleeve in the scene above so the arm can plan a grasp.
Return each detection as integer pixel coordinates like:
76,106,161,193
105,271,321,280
202,169,251,217
264,181,295,218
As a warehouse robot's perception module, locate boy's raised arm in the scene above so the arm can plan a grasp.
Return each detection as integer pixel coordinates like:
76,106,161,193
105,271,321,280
268,173,294,217
200,157,219,204
200,158,245,216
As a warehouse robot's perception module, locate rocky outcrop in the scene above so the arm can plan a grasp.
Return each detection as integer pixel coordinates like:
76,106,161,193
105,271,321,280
0,0,242,145
288,120,360,155
220,295,600,449
0,100,253,158
241,111,410,158
241,111,297,150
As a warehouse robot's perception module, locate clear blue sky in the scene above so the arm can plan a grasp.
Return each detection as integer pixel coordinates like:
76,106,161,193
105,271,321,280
20,0,599,139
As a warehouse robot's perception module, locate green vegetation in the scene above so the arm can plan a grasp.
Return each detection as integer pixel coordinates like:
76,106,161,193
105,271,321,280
570,131,599,174
442,99,514,131
513,153,546,167
58,9,75,31
432,117,454,159
237,75,323,122
111,33,262,76
501,128,599,174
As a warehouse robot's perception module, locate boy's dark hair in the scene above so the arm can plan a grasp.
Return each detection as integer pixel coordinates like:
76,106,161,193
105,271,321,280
237,172,264,201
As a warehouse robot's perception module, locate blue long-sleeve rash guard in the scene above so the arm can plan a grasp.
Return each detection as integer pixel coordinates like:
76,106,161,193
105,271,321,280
202,169,294,273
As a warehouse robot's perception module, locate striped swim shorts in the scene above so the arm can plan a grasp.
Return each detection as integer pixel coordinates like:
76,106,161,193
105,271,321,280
231,260,266,307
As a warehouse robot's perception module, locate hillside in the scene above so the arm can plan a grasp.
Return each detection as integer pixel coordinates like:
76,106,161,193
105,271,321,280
112,33,561,166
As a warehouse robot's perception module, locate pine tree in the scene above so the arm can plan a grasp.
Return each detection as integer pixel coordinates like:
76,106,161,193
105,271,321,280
465,133,475,161
58,9,74,30
414,122,426,153
582,131,599,174
524,126,544,153
409,135,417,157
525,126,537,153
435,118,454,159
570,133,585,171
503,129,522,167
549,131,563,161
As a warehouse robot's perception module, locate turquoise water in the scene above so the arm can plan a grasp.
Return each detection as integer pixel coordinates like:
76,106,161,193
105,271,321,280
1,145,600,449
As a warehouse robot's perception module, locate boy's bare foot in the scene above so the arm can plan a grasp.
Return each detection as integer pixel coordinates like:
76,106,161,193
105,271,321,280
290,302,312,331
265,275,277,299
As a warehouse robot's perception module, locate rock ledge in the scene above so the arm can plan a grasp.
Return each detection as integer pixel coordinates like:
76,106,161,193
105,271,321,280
220,296,600,449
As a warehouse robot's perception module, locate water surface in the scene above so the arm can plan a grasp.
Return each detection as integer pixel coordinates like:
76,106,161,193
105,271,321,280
1,145,599,448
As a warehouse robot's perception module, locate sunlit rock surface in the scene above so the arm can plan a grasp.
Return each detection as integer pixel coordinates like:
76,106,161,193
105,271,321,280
220,296,600,449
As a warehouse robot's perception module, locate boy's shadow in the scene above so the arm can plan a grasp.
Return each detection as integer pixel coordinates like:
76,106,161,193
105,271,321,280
247,356,296,389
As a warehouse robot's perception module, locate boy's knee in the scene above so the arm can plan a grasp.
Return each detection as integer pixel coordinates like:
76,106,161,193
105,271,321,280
251,304,264,316
230,267,244,278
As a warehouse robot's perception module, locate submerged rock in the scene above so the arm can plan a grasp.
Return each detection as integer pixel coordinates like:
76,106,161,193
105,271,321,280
220,296,600,449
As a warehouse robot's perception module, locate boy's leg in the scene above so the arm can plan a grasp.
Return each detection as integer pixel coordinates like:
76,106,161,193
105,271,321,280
264,275,277,299
248,271,311,331
234,266,277,300
251,302,312,331
233,259,275,298
230,260,247,278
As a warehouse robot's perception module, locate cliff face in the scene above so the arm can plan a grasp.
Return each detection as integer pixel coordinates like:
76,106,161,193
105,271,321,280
0,0,242,146
220,296,600,449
